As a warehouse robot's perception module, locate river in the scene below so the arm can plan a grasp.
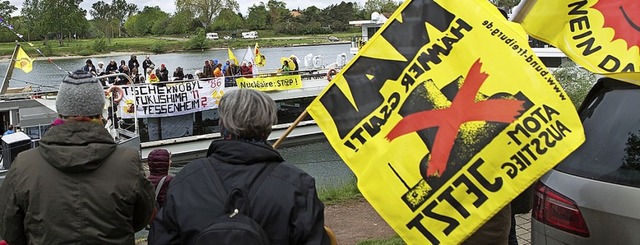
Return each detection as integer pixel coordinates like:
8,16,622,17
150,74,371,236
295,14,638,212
0,43,353,89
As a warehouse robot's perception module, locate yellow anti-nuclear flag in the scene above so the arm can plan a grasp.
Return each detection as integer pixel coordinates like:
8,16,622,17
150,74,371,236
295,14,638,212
512,0,640,81
228,48,238,65
307,0,585,244
15,46,33,73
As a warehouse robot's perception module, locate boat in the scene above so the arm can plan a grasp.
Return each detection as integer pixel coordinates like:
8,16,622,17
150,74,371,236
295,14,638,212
349,12,570,69
0,61,343,170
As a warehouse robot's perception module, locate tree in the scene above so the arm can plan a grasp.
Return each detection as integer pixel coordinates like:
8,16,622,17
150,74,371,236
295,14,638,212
176,0,239,28
267,0,289,26
246,3,269,30
0,1,17,18
111,0,138,37
124,6,169,36
363,0,400,18
322,2,357,32
21,0,44,40
552,61,596,108
167,10,198,35
489,0,521,12
39,0,88,45
210,8,243,31
90,1,113,38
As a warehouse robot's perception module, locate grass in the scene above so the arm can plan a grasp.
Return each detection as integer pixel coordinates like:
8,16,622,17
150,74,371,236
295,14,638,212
357,235,405,245
317,178,362,205
2,30,360,58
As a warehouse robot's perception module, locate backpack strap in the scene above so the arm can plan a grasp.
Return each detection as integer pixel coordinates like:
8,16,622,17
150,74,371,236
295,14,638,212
247,163,278,199
154,176,168,203
202,158,229,200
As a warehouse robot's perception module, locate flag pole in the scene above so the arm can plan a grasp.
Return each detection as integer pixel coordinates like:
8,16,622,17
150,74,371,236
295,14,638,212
272,110,309,149
1,42,20,94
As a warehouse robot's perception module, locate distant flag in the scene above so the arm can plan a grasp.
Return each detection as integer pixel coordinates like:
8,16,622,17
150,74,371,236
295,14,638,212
254,43,266,67
512,0,640,81
227,48,238,65
15,46,33,73
242,46,259,74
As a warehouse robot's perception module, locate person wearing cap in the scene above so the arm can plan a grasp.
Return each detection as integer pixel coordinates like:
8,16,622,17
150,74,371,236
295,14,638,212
0,70,155,245
149,89,331,244
147,149,173,209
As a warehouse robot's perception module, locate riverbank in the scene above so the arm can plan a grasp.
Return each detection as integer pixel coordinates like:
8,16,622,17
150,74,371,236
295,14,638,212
0,40,350,63
0,32,356,60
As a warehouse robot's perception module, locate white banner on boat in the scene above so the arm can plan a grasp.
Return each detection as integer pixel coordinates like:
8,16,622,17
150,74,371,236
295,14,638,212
116,78,225,118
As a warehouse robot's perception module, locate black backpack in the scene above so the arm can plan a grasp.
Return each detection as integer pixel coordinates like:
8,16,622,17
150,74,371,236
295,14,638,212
194,159,277,245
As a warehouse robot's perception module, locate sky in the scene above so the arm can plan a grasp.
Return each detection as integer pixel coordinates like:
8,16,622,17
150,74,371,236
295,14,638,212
7,0,368,17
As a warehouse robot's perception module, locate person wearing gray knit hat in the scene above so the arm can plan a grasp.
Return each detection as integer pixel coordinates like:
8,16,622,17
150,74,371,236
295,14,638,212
56,69,106,117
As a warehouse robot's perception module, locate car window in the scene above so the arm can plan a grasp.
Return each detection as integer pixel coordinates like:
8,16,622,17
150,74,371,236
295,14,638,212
555,80,640,188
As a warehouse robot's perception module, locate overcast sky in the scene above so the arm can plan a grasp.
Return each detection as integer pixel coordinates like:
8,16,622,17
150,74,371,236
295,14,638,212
7,0,368,17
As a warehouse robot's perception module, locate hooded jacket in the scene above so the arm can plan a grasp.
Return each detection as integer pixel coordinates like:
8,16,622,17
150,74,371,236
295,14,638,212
147,149,173,208
149,139,330,245
0,121,154,245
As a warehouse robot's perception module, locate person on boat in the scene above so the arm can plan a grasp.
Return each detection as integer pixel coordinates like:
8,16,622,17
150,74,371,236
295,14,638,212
129,54,140,71
240,62,252,77
202,60,213,79
0,69,155,245
173,67,185,81
119,60,128,73
213,63,223,77
148,89,331,245
105,59,119,84
157,64,169,82
143,55,155,79
290,55,299,75
3,125,14,135
83,59,96,75
281,60,291,75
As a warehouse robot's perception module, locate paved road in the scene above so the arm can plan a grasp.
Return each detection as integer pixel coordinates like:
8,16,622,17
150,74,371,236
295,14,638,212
515,212,532,245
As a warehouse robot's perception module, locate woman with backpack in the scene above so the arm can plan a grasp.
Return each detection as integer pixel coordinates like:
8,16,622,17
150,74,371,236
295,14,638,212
148,89,331,245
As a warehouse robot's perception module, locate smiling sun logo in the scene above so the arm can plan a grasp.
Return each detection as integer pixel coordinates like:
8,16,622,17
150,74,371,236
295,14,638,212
593,0,640,49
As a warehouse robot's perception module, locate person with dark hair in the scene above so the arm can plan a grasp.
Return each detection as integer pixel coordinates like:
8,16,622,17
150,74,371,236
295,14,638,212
142,55,155,80
173,67,185,81
128,55,140,71
83,59,96,75
3,125,14,135
0,70,154,245
149,89,331,245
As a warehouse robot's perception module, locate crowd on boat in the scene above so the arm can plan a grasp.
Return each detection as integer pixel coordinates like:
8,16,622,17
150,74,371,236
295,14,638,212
80,53,302,87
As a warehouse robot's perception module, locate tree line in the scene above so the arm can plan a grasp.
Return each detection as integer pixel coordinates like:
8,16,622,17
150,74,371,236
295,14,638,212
0,0,520,45
0,0,405,45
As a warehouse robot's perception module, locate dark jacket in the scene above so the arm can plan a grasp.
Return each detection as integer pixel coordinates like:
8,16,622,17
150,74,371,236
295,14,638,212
147,149,173,208
0,121,155,245
128,58,140,70
149,140,330,245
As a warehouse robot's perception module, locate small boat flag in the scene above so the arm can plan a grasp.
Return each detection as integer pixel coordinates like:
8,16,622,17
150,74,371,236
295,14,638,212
15,46,33,73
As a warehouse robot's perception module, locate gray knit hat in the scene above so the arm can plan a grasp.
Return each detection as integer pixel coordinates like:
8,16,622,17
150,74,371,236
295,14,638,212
56,69,105,117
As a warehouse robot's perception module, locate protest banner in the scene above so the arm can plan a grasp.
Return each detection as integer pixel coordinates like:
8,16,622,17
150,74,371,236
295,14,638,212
512,0,640,81
236,74,302,91
117,78,225,118
306,0,585,244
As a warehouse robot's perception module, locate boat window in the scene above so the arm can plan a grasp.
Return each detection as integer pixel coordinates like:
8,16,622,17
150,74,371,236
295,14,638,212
366,27,381,38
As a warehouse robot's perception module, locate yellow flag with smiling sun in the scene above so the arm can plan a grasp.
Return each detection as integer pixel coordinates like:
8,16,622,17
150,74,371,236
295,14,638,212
512,0,640,81
15,46,33,73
